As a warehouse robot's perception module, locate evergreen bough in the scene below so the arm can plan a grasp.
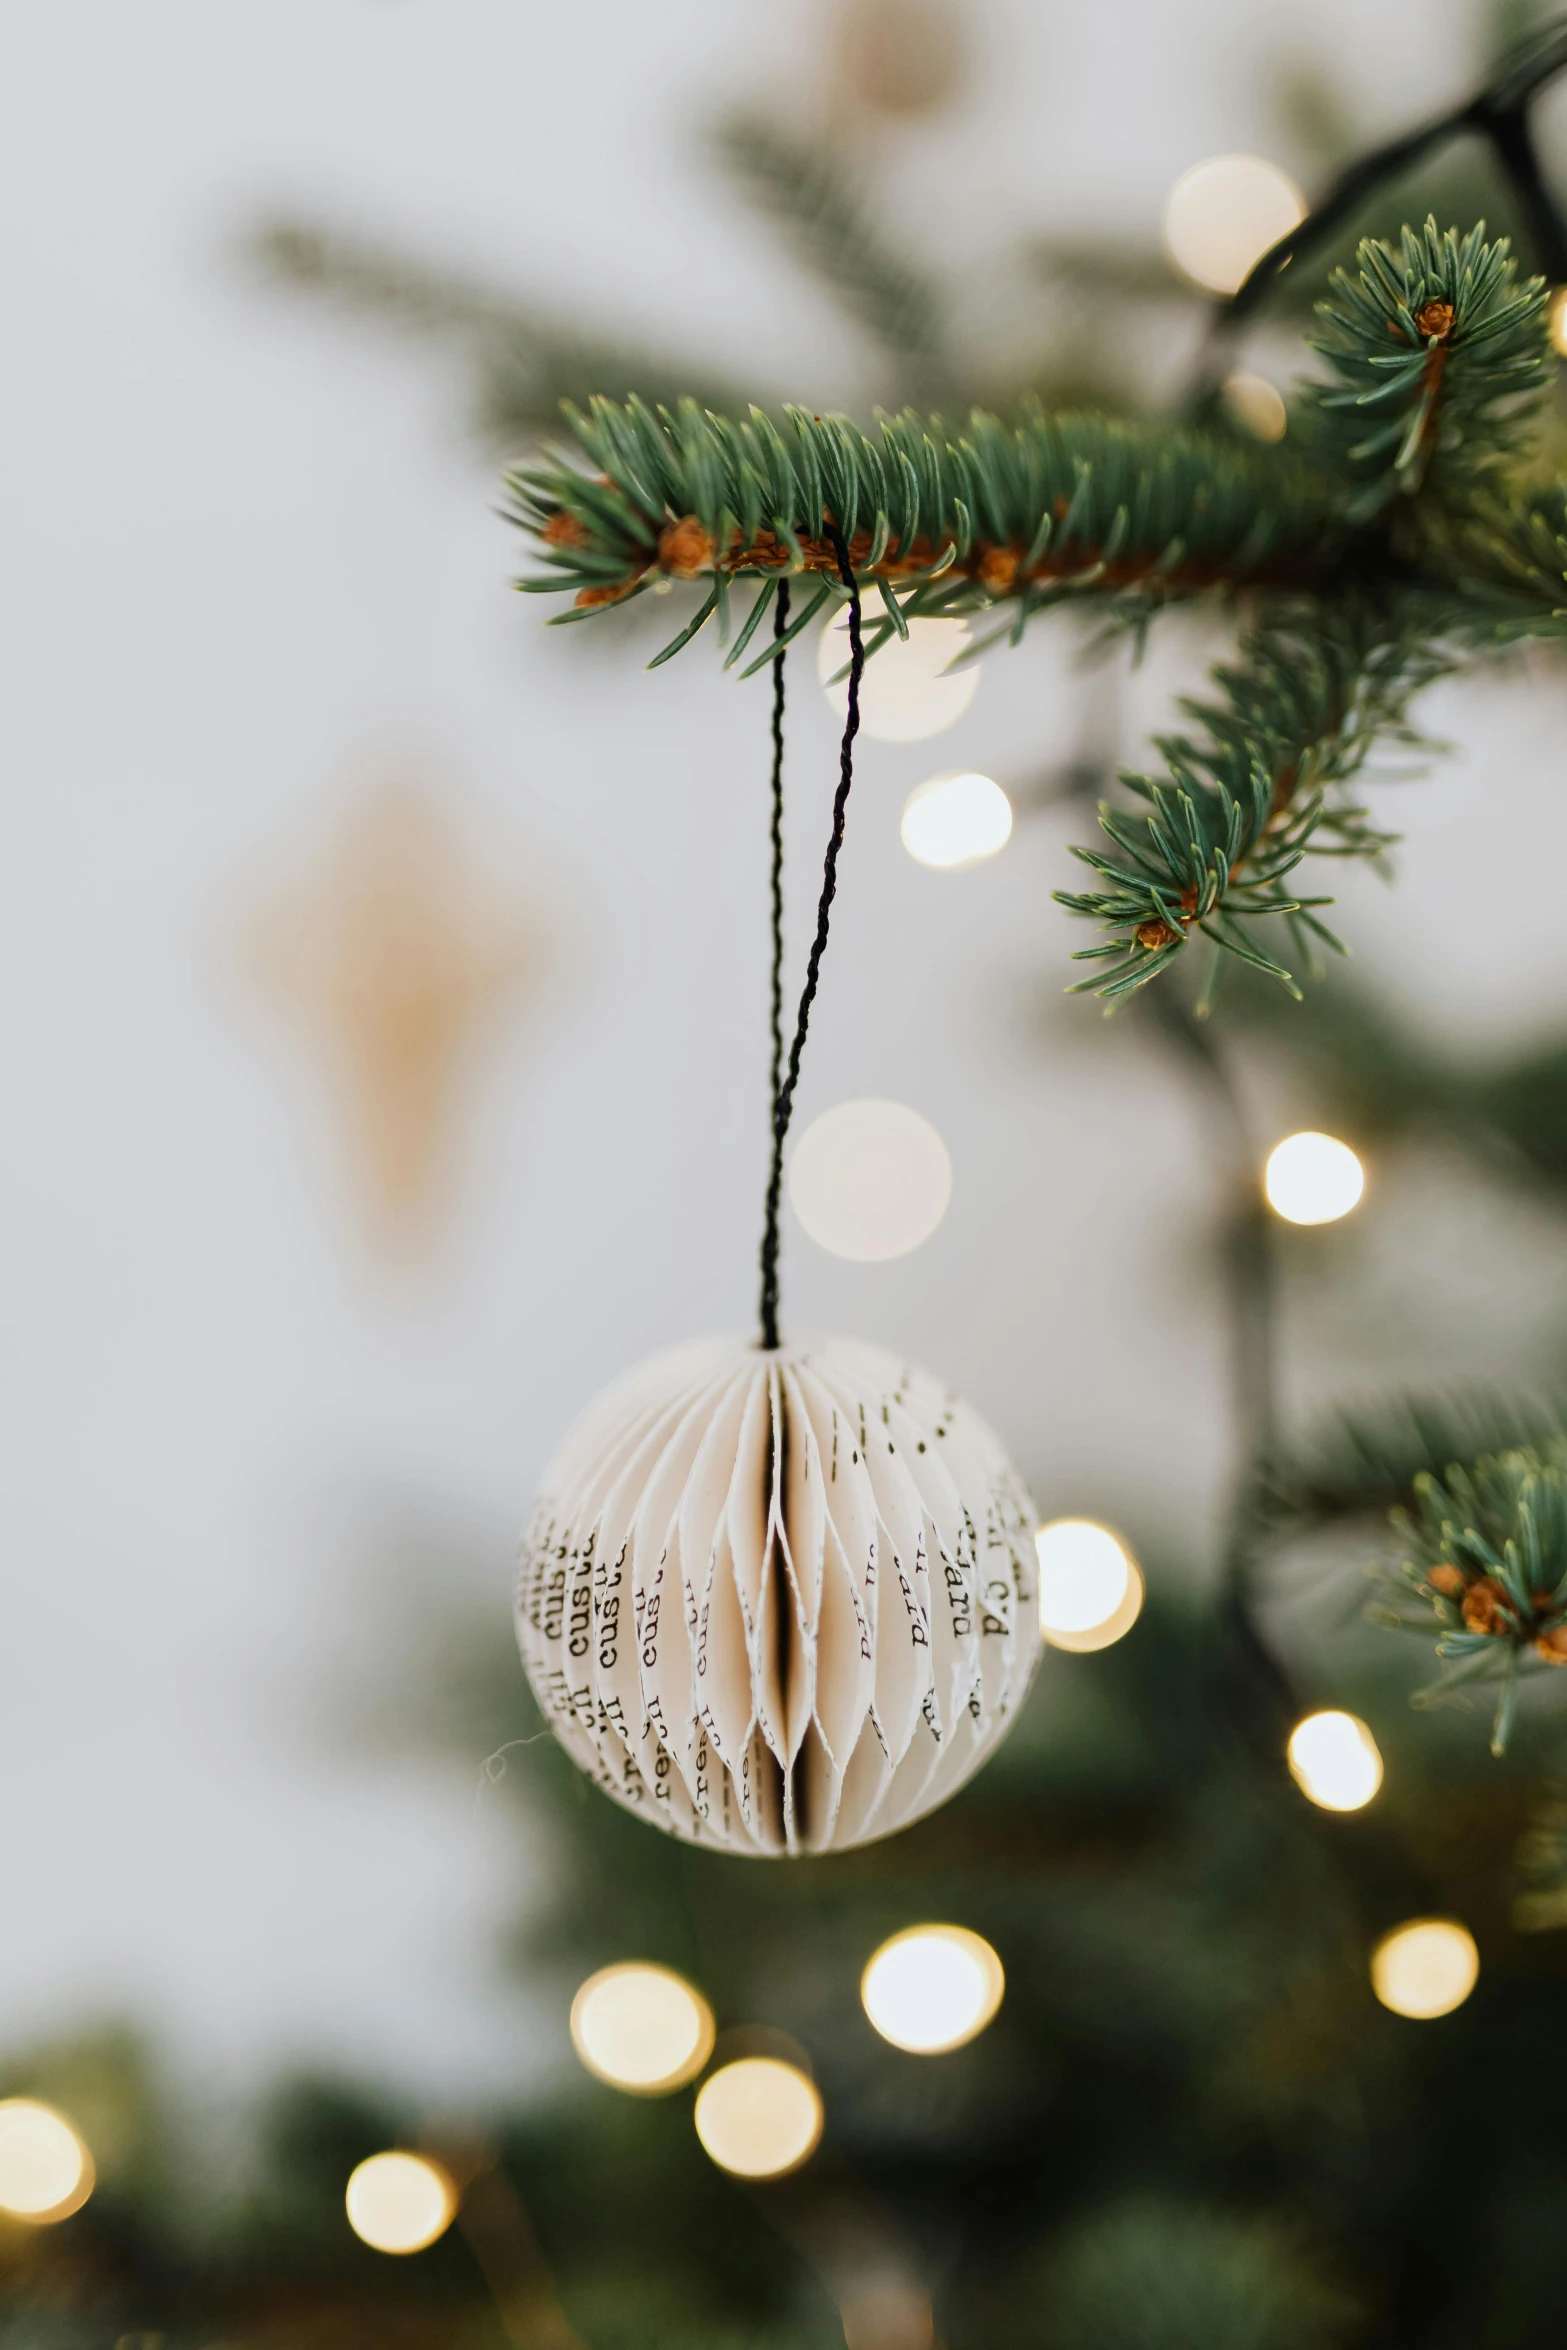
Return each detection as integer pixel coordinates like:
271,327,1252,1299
507,202,1567,1775
1379,1445,1567,1754
509,218,1556,1006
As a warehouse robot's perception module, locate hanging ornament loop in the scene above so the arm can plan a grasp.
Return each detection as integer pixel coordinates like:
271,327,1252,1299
758,528,865,1350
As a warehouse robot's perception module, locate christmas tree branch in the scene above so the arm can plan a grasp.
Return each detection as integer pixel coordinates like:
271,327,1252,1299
1055,601,1451,1002
508,219,1556,998
710,110,952,386
1300,218,1550,517
509,399,1343,651
1439,480,1567,633
1380,1444,1567,1755
1219,17,1567,330
1252,1387,1567,1541
1144,991,1300,1750
507,225,1546,632
1250,1391,1567,1758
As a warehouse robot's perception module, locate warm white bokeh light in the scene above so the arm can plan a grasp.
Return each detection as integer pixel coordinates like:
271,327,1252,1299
819,611,980,742
900,771,1013,869
693,2058,823,2179
1287,1711,1384,1812
1550,286,1567,357
789,1099,952,1262
861,1925,1005,2054
1162,155,1307,295
0,2101,93,2224
1040,1557,1144,1653
1370,1919,1479,2019
569,1962,715,2095
1035,1519,1144,1650
344,2151,458,2254
1222,371,1288,442
1264,1131,1365,1224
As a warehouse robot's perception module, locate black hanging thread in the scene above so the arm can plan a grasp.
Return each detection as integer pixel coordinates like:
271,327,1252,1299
1205,17,1567,374
757,526,865,1351
765,575,791,1272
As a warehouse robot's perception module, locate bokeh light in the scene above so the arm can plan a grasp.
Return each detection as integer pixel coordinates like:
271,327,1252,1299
1035,1519,1144,1651
1550,285,1567,357
1264,1130,1365,1224
861,1925,1005,2053
1222,370,1288,442
569,1961,715,2095
344,2151,458,2254
900,771,1013,869
0,2100,94,2225
819,611,980,742
693,2057,823,2179
841,2280,936,2350
1162,154,1306,295
789,1098,952,1262
1287,1710,1383,1812
1370,1919,1479,2019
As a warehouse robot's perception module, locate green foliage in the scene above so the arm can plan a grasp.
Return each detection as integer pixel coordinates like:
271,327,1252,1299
73,31,1567,2349
1451,475,1567,628
1255,1386,1567,1538
1055,600,1444,1002
1205,944,1567,1778
1513,1777,1567,1926
1028,2197,1356,2350
509,218,1562,1001
508,397,1337,657
1301,217,1550,514
1478,1028,1567,1181
324,1568,1567,2349
13,1547,1567,2344
1381,1444,1567,1752
1214,956,1567,1200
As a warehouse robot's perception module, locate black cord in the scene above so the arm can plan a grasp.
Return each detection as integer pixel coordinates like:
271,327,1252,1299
1484,97,1567,282
1199,18,1567,371
1148,991,1299,1751
757,532,864,1350
759,579,791,1350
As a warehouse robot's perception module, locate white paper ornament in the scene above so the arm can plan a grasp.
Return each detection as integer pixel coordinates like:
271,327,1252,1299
516,1333,1040,1856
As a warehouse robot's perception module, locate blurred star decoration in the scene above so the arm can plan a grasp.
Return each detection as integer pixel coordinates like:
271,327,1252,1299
242,767,547,1247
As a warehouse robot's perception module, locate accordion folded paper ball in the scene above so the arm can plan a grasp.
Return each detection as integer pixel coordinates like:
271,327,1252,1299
516,1334,1040,1855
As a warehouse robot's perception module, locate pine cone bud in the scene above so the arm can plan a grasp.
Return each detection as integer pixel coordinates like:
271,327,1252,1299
1414,299,1456,341
1135,919,1179,951
978,546,1020,594
658,516,717,578
542,510,589,549
1461,1576,1511,1635
1428,1564,1466,1598
1536,1623,1567,1666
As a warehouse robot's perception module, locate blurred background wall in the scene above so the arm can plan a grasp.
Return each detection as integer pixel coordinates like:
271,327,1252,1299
1,0,1562,2122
